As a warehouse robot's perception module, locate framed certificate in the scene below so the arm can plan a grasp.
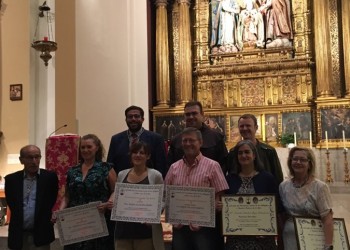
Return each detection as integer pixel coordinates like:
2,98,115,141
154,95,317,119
222,194,277,236
111,183,164,223
165,185,216,227
294,217,350,250
56,202,109,246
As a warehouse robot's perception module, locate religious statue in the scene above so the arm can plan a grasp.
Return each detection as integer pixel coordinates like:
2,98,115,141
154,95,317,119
239,0,265,48
210,0,245,53
258,0,293,48
210,0,293,53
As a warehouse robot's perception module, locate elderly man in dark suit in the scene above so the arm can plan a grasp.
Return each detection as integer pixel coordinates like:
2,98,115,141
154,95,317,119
5,144,59,250
107,105,167,177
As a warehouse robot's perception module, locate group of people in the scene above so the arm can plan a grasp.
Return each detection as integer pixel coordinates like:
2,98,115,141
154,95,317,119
5,101,334,250
210,0,293,53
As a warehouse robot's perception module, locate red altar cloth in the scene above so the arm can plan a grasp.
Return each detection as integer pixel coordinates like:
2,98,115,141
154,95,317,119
45,134,80,211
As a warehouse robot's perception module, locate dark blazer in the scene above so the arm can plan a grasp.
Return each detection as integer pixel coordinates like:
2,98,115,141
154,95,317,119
225,170,284,212
107,129,167,177
5,169,59,250
226,170,278,195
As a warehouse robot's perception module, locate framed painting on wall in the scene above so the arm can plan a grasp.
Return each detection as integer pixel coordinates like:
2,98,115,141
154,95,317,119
229,114,262,143
204,115,226,139
154,114,226,141
265,114,279,142
154,115,185,141
229,115,241,143
10,84,23,101
320,108,350,139
281,112,312,140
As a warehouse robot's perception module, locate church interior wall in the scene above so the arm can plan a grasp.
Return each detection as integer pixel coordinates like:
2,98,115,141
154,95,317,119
0,0,149,177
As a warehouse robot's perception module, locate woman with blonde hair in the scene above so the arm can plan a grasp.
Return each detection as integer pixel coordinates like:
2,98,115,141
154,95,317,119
60,134,117,250
279,147,333,250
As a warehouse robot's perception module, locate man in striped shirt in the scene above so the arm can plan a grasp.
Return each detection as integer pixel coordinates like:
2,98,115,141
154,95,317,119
165,127,229,250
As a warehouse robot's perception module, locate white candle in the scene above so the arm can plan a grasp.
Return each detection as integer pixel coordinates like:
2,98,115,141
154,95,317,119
309,131,312,149
262,125,266,142
325,131,329,150
294,132,297,146
343,130,346,149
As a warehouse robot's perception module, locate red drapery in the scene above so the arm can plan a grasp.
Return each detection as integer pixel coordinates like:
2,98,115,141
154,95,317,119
45,134,80,211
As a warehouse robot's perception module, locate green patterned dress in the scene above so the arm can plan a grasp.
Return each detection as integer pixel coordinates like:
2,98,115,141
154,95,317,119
64,161,114,250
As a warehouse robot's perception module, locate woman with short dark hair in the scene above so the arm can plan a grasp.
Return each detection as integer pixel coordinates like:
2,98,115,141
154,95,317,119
114,141,165,250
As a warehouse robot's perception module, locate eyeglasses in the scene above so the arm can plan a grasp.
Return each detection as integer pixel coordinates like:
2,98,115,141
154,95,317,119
184,111,199,117
291,158,309,163
182,138,198,144
22,155,42,161
126,114,141,119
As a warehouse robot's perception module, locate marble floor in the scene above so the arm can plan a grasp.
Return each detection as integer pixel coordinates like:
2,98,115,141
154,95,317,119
329,189,350,240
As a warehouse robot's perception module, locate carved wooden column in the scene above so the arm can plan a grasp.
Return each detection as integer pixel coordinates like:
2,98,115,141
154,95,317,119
313,0,334,98
342,0,350,97
155,0,170,107
176,0,192,105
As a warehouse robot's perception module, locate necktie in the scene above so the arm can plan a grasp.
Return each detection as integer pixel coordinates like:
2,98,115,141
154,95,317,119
131,133,138,145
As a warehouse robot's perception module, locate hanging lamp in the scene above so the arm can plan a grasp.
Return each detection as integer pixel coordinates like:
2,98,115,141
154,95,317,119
31,1,57,66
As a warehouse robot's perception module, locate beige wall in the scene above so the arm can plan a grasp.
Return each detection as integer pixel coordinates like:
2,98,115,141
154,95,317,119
56,0,76,134
75,0,149,151
0,0,149,178
0,1,31,176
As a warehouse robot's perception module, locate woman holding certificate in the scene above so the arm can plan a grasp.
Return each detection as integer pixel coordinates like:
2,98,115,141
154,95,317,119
225,140,280,249
114,141,165,250
60,134,117,250
279,147,334,250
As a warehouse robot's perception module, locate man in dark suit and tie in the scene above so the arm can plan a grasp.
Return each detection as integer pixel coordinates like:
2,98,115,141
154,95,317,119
107,105,167,177
5,144,59,250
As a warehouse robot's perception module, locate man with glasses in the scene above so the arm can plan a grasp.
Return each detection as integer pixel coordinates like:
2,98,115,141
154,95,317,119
167,101,228,249
165,128,228,250
5,145,58,250
107,105,167,177
167,101,228,172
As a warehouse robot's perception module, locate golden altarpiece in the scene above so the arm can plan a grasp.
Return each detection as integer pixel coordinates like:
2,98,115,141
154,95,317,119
151,0,350,150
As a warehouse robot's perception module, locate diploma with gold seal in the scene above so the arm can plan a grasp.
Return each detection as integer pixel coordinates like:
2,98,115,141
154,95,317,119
294,217,350,250
165,185,215,228
222,194,277,236
56,202,109,246
111,183,164,223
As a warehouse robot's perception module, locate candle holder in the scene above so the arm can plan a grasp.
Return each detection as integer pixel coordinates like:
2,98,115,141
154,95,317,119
31,40,57,66
31,1,57,66
343,148,349,183
325,150,333,183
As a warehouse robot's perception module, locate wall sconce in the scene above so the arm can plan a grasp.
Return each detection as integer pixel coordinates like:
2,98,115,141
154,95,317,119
31,1,57,66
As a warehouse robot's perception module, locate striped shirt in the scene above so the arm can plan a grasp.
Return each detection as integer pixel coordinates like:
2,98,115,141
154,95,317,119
165,153,228,193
